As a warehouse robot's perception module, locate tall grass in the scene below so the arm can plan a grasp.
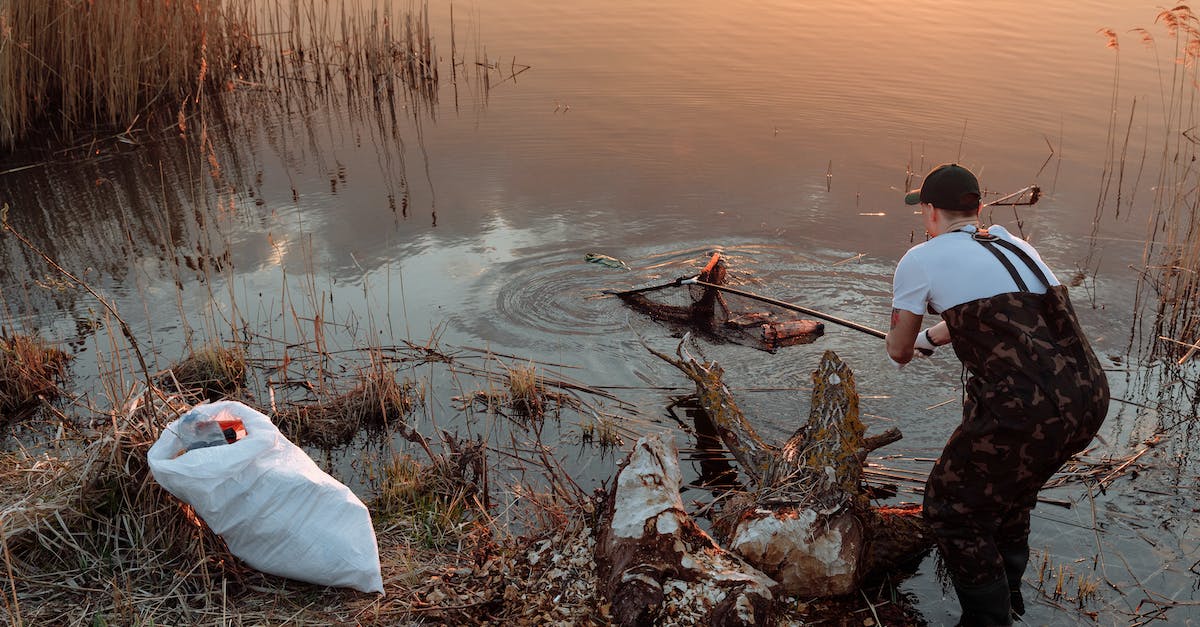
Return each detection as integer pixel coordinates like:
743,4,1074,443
0,332,69,421
1099,7,1200,427
0,0,443,150
0,0,248,148
1132,7,1200,367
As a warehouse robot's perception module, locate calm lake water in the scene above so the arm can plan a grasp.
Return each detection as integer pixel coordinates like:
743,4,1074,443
1,1,1196,624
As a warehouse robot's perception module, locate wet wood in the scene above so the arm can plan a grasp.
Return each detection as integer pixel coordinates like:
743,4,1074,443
595,435,779,627
643,343,933,596
616,253,824,352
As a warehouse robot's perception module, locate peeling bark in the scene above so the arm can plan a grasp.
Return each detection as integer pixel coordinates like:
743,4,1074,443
647,345,933,596
596,435,778,627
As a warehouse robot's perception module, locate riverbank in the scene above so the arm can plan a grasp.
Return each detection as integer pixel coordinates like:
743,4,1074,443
0,330,947,626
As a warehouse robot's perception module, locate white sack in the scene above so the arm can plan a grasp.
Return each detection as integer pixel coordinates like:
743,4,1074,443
147,400,384,594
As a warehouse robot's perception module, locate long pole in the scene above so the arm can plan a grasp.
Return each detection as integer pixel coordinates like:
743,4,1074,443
602,274,699,297
685,278,888,340
610,187,1040,339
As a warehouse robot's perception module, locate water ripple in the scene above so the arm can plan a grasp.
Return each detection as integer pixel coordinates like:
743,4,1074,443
453,239,898,369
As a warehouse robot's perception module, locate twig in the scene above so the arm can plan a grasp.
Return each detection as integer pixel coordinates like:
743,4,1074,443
1156,335,1200,363
1098,436,1160,488
1086,484,1107,578
0,163,42,176
0,517,22,627
859,589,882,627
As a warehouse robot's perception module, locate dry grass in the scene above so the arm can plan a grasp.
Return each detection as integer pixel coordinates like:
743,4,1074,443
0,387,400,624
159,344,247,402
0,390,251,626
275,358,421,449
580,412,623,449
0,332,69,422
0,380,598,625
0,0,442,150
506,362,544,418
1033,550,1102,613
0,0,250,148
1133,6,1200,362
456,361,583,427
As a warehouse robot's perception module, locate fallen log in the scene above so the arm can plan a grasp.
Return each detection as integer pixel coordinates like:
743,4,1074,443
646,342,932,597
595,434,779,627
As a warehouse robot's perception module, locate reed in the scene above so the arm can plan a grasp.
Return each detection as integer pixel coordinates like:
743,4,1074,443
1138,6,1200,363
1096,7,1200,425
0,332,69,422
0,0,248,148
0,0,444,150
159,344,247,402
274,356,421,449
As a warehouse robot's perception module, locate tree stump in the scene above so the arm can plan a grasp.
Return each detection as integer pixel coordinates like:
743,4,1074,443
595,435,779,627
646,343,931,597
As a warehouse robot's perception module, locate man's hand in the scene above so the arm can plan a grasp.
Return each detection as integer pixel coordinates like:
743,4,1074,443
913,328,937,356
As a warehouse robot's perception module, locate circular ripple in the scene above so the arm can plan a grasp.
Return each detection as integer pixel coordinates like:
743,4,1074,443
452,239,898,363
449,251,625,351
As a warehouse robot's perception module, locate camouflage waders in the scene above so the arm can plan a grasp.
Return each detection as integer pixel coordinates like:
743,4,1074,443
923,232,1110,595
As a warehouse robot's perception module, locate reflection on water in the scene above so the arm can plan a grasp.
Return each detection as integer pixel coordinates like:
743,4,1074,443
1,0,1199,623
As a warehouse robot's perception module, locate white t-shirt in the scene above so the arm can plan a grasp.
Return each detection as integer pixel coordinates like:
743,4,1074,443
892,225,1061,315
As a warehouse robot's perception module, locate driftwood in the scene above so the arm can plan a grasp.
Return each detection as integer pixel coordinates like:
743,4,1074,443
644,343,931,597
595,435,779,627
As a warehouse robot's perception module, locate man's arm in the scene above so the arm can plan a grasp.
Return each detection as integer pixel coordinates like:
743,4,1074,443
886,308,923,364
924,320,950,345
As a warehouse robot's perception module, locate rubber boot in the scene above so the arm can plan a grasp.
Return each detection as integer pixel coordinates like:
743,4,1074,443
953,577,1014,627
1000,547,1029,619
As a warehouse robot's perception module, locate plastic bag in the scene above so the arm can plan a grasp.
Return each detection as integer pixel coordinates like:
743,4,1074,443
174,407,244,452
147,400,384,594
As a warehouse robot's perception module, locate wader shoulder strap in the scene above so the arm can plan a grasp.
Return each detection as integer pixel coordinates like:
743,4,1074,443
972,230,1052,292
988,238,1053,289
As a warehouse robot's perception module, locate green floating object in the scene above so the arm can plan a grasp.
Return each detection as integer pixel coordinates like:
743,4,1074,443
585,253,630,270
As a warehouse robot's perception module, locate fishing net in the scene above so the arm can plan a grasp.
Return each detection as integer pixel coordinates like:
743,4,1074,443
616,254,824,352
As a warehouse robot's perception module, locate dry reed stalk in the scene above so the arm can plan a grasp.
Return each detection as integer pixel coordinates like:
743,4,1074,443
159,344,247,402
274,357,421,449
1138,7,1200,364
0,0,250,148
0,332,69,422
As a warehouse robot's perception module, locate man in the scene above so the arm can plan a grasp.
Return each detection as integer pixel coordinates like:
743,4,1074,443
886,164,1109,625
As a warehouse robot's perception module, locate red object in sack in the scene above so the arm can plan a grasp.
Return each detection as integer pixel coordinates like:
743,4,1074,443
218,418,247,443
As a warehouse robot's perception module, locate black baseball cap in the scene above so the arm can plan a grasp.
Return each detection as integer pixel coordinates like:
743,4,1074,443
904,163,981,211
